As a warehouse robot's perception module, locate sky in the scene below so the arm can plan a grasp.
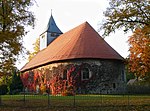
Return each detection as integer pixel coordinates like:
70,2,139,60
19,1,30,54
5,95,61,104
16,0,130,69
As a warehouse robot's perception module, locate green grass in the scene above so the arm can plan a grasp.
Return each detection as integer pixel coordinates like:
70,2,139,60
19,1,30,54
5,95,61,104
0,94,150,111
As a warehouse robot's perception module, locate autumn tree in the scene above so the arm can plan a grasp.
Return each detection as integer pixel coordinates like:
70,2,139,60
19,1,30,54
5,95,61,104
128,28,150,78
0,0,35,75
101,0,150,78
28,37,40,61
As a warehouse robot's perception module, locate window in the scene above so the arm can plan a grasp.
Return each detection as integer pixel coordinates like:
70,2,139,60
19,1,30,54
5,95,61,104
113,83,116,89
51,33,56,37
63,69,67,80
121,70,125,81
81,68,90,80
42,35,45,38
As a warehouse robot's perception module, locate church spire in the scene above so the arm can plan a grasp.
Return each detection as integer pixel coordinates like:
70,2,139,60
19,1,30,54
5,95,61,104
39,13,62,50
46,13,62,34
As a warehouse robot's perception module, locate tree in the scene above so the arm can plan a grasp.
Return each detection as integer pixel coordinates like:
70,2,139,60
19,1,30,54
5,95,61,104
101,0,150,78
28,37,40,61
101,0,150,36
9,70,23,94
128,28,150,78
0,0,35,75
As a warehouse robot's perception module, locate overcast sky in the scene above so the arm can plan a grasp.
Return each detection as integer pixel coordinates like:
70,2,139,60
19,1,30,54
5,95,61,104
16,0,130,69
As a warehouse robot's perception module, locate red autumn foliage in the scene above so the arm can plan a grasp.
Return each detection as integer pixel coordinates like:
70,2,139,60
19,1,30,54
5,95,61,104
50,66,77,95
21,64,90,95
20,72,29,87
21,70,44,93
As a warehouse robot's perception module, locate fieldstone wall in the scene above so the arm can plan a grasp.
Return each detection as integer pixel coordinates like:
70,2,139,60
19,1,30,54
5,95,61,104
22,59,126,94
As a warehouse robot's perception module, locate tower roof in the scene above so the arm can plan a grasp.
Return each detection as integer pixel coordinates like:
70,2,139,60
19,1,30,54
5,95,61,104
21,22,124,72
45,14,62,34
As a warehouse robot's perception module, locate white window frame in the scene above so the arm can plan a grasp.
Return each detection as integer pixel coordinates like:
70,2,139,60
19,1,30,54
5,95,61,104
81,68,92,80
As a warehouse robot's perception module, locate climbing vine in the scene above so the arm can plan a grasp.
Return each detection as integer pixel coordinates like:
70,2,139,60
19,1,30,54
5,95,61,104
21,64,82,95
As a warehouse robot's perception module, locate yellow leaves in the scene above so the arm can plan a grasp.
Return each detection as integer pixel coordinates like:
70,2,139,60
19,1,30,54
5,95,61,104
0,0,35,76
33,37,40,53
28,37,40,61
128,26,150,77
40,83,46,94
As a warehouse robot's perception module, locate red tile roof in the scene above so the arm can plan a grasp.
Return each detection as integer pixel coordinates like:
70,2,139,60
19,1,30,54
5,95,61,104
21,22,124,72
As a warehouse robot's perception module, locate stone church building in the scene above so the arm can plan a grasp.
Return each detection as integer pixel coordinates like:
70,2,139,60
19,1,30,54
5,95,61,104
20,14,126,95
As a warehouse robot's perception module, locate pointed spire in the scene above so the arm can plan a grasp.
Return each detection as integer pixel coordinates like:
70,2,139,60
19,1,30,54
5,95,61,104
46,13,62,34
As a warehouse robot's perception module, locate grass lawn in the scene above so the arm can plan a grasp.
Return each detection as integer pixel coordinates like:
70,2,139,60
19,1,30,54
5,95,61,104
0,94,150,111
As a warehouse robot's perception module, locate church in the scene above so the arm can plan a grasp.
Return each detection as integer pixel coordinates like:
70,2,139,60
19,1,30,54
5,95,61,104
20,14,126,95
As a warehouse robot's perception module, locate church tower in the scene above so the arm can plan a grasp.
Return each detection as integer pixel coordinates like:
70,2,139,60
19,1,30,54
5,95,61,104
40,14,62,50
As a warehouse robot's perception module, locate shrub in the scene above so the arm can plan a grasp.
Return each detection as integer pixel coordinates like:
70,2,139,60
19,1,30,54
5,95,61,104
40,83,46,94
9,72,23,95
61,86,74,96
62,90,74,96
0,84,8,95
127,84,150,94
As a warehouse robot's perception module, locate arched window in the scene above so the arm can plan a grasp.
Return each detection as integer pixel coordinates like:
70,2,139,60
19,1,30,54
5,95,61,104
63,69,67,80
81,68,90,80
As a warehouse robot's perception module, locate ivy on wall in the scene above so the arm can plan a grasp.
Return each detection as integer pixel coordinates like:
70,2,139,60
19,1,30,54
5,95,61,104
21,60,123,95
21,64,89,95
